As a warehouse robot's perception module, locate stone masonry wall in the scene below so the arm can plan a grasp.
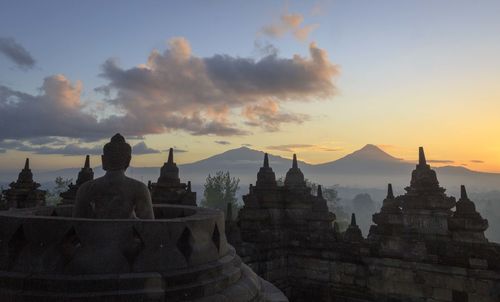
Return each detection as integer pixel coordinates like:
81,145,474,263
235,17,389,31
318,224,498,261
285,252,500,302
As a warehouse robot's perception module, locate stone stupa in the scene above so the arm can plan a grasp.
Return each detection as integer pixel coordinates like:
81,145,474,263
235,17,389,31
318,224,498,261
448,185,489,243
369,183,403,240
149,148,196,206
2,158,46,209
399,147,456,236
59,155,94,205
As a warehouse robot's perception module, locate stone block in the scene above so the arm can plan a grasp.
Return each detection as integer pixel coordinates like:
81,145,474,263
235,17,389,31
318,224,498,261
432,287,452,301
469,258,488,269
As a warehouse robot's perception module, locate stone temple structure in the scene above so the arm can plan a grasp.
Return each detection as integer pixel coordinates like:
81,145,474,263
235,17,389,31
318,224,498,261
149,148,196,206
448,185,489,243
369,183,404,243
230,148,500,301
234,153,336,295
2,158,46,209
1,141,499,301
0,204,286,301
0,191,6,211
0,134,285,301
400,147,456,236
343,213,363,242
59,155,94,205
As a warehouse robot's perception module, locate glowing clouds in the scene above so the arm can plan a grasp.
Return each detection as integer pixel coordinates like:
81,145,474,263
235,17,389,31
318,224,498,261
99,38,339,136
0,37,339,142
260,13,319,42
243,100,309,132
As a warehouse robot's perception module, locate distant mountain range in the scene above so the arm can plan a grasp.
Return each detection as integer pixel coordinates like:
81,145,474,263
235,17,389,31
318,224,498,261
2,144,500,194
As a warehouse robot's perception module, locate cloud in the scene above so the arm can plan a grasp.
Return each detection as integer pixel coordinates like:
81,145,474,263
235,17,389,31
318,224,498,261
33,144,102,156
293,24,320,42
0,37,36,69
0,75,105,140
267,143,341,152
162,147,188,154
243,100,310,132
0,138,158,156
267,144,314,152
262,13,303,38
26,136,69,146
0,139,34,150
253,40,279,57
204,41,337,98
132,142,161,155
215,140,231,145
0,140,103,156
470,160,484,164
99,38,338,135
261,13,319,42
427,159,455,164
310,1,331,16
0,37,338,142
173,147,187,153
320,147,341,152
242,143,252,147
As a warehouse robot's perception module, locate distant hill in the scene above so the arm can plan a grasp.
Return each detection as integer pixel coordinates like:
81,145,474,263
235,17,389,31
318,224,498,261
180,147,314,185
315,144,412,174
2,145,499,194
312,145,500,192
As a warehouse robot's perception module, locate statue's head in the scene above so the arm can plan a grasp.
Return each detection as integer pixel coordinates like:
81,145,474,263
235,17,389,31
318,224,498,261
102,133,132,171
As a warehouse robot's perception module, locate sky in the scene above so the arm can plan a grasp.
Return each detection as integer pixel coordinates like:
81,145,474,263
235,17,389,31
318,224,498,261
0,0,500,172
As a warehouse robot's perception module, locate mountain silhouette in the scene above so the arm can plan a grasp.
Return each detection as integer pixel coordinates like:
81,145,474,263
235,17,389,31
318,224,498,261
181,146,312,177
331,144,401,162
315,144,411,175
3,144,499,192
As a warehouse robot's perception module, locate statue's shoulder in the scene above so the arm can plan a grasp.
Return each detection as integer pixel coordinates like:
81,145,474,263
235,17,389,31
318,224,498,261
124,176,148,190
75,178,97,198
77,176,106,193
84,176,106,186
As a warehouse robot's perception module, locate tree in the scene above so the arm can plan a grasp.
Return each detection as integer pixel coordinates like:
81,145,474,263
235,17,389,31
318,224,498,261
201,171,240,219
350,193,376,235
351,193,375,214
45,176,73,205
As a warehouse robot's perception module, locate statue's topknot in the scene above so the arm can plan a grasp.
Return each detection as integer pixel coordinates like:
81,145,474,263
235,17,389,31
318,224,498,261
103,133,131,171
110,133,126,144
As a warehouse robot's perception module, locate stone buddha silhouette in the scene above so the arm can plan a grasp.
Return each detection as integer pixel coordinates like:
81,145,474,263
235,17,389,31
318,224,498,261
73,134,154,219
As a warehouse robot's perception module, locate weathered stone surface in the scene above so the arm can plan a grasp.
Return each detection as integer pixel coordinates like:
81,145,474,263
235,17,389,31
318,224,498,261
2,158,46,209
448,185,489,243
229,148,500,302
398,147,456,236
149,148,196,206
343,213,363,242
0,134,285,301
4,140,500,302
73,134,154,220
0,203,285,301
60,155,94,205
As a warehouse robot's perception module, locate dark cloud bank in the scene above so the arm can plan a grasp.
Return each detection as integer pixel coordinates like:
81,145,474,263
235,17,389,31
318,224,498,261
0,37,338,155
0,139,160,156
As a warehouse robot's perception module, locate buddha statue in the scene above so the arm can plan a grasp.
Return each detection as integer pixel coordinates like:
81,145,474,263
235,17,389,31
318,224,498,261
73,134,154,219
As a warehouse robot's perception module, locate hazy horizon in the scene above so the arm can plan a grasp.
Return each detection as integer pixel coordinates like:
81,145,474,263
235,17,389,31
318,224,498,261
0,144,497,174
